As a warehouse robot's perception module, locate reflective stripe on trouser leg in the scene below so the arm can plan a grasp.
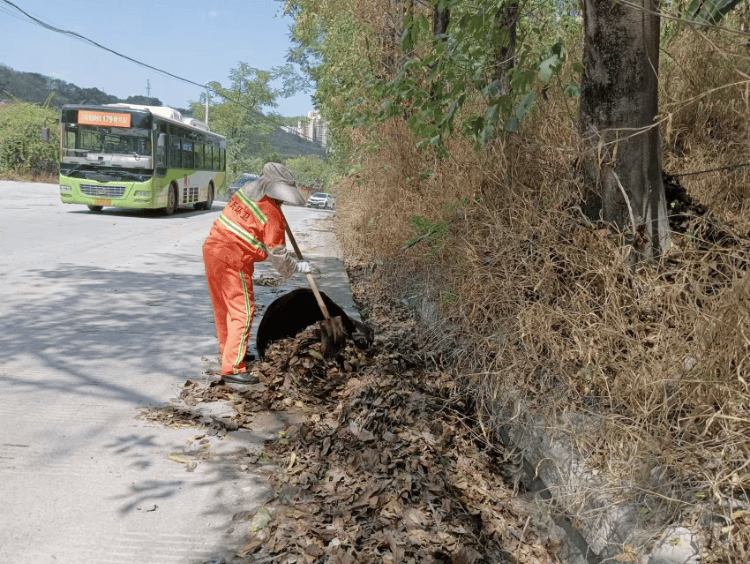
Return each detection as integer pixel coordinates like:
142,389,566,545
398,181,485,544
231,270,252,373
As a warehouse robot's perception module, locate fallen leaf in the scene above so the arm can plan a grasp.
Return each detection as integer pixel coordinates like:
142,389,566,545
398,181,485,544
385,532,405,563
167,453,190,464
248,507,272,533
452,546,481,564
402,508,427,531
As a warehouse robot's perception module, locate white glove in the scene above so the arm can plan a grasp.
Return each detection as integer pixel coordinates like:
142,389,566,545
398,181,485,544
295,261,313,274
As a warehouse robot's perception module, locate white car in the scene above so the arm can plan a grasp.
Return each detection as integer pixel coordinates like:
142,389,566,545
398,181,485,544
306,192,334,209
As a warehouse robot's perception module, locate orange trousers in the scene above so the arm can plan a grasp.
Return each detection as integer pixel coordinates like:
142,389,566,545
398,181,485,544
203,248,255,376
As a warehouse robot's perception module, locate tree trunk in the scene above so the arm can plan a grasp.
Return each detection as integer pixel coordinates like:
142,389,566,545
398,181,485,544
495,3,518,94
433,4,450,36
579,0,670,261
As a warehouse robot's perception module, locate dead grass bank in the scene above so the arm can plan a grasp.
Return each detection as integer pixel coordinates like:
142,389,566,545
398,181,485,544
334,28,750,562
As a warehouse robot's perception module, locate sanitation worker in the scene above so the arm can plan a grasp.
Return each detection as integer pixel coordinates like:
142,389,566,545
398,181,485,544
202,162,312,383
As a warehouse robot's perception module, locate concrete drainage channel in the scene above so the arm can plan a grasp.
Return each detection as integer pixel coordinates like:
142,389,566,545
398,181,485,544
497,415,700,564
401,294,701,564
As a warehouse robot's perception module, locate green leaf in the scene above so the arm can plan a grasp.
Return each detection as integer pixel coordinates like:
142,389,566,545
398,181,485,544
538,54,560,83
687,0,742,24
515,91,537,121
401,28,414,53
563,82,581,97
505,116,520,134
417,14,430,36
504,91,537,134
485,104,500,126
482,80,503,97
469,14,484,35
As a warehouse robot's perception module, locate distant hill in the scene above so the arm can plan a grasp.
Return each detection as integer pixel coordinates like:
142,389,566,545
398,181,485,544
268,127,327,159
0,63,192,115
0,63,326,159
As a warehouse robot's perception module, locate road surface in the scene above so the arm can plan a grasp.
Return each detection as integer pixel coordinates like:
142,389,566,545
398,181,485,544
0,181,355,564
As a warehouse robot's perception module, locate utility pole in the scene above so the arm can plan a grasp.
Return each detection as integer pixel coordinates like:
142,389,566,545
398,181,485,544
205,83,209,124
146,79,151,105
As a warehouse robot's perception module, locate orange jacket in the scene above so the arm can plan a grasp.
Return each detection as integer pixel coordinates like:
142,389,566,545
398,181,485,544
203,192,286,270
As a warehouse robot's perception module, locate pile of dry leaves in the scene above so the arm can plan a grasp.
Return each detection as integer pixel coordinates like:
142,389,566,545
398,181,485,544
145,289,565,564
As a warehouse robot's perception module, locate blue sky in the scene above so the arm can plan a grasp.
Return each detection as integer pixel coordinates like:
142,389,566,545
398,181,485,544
0,0,315,117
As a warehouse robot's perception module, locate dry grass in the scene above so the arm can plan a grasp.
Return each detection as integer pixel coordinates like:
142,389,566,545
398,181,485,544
661,28,750,233
0,171,57,183
335,27,750,562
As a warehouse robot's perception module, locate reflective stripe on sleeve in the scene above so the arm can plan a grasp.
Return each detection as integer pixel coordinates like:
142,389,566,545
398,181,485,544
235,190,267,224
217,213,266,251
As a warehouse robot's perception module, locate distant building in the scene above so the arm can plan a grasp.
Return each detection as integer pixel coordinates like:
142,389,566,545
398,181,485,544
280,110,329,148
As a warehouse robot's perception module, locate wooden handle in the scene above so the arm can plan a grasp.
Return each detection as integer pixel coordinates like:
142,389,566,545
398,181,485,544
279,209,332,320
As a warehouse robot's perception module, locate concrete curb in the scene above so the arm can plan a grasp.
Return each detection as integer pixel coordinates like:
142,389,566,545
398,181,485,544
499,410,700,564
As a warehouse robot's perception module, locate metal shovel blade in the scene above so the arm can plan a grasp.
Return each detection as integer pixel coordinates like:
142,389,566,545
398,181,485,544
319,315,346,357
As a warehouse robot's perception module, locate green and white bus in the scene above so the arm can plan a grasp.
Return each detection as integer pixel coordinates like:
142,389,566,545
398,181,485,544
56,103,226,214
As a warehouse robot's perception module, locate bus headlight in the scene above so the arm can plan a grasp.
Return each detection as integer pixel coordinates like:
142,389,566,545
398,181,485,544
60,185,71,192
135,191,152,198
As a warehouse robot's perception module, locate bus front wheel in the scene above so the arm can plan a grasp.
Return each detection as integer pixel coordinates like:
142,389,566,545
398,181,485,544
87,205,103,212
164,184,177,216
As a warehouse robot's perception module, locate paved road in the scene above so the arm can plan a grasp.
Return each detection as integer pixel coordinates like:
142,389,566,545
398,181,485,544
0,181,355,564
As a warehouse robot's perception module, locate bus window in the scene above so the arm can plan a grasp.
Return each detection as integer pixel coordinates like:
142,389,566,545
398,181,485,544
182,139,194,168
212,143,219,170
80,129,101,152
170,137,181,168
156,133,166,167
195,143,204,169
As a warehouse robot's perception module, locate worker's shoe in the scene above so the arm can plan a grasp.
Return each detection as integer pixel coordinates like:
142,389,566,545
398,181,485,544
220,373,260,385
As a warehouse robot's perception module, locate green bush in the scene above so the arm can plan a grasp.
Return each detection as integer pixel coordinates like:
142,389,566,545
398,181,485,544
0,100,59,178
285,155,340,190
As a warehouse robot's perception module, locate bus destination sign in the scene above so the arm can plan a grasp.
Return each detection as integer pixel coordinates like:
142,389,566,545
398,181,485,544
78,111,131,128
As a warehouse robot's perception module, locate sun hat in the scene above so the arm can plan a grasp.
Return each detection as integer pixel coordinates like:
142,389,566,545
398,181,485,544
243,162,305,206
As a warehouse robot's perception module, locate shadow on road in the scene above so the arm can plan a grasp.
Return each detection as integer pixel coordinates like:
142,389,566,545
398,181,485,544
65,204,221,220
0,258,213,406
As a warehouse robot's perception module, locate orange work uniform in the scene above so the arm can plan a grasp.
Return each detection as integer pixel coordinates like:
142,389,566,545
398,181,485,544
202,191,286,376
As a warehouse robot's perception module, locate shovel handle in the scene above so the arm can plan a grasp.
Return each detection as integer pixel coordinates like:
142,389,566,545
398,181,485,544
280,210,332,321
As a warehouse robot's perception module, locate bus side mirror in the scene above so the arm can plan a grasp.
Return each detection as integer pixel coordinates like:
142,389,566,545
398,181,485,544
41,126,51,143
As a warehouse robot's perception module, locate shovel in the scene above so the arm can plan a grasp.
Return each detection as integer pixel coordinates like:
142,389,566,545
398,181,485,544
280,210,346,356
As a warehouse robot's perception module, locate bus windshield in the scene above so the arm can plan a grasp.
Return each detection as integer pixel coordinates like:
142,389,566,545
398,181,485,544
62,124,152,164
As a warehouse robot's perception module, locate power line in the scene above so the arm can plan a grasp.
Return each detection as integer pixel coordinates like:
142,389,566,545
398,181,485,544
0,0,253,111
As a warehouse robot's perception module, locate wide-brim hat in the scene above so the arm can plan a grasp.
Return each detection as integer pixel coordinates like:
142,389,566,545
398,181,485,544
243,162,305,206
